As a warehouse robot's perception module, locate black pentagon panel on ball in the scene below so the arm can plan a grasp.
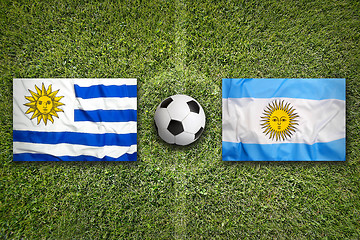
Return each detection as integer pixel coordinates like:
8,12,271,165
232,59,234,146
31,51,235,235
187,100,200,114
195,127,204,140
160,97,173,108
167,120,184,135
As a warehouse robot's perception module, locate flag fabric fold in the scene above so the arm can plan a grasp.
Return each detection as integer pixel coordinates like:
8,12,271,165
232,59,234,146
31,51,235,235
13,78,137,161
222,78,346,161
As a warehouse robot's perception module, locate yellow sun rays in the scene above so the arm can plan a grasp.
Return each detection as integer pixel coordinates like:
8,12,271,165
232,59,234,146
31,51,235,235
260,100,299,141
24,83,64,125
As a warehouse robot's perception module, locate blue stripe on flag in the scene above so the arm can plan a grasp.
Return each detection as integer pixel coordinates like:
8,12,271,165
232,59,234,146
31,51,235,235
74,84,137,99
222,138,346,161
222,78,346,100
13,130,137,147
74,109,137,122
13,152,137,161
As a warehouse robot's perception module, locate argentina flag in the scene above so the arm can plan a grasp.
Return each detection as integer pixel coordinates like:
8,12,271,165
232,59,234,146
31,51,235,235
13,78,137,161
222,78,346,161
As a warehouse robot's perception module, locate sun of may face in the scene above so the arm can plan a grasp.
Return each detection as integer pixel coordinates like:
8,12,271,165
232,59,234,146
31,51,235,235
36,96,53,114
24,83,64,125
269,109,290,132
261,100,299,141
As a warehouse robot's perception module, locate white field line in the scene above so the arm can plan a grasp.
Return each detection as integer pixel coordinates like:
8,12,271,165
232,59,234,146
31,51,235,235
173,0,188,238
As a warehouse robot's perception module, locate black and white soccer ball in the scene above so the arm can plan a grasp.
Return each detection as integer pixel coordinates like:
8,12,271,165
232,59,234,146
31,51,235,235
154,94,206,146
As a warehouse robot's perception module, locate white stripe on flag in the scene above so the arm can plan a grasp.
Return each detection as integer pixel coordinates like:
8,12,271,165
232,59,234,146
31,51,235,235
222,97,345,145
75,97,137,111
14,117,137,134
14,142,137,158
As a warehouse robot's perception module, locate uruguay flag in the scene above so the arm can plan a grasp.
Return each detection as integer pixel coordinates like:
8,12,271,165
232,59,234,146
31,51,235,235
222,78,346,161
13,78,137,161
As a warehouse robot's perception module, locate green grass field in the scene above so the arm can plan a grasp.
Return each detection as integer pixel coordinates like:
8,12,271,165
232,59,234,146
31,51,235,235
1,0,360,238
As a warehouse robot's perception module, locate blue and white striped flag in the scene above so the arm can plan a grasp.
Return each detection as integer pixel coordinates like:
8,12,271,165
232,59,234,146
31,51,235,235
222,78,346,161
13,78,137,161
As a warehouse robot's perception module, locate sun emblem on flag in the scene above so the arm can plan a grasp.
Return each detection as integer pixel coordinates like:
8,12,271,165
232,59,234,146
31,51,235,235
260,100,299,141
24,83,65,125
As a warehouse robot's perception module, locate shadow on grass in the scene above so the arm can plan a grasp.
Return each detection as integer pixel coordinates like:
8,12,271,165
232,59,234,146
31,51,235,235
12,160,139,168
222,160,348,168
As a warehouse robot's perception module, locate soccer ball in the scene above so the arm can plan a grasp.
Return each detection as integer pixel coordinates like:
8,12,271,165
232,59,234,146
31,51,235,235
154,94,206,146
